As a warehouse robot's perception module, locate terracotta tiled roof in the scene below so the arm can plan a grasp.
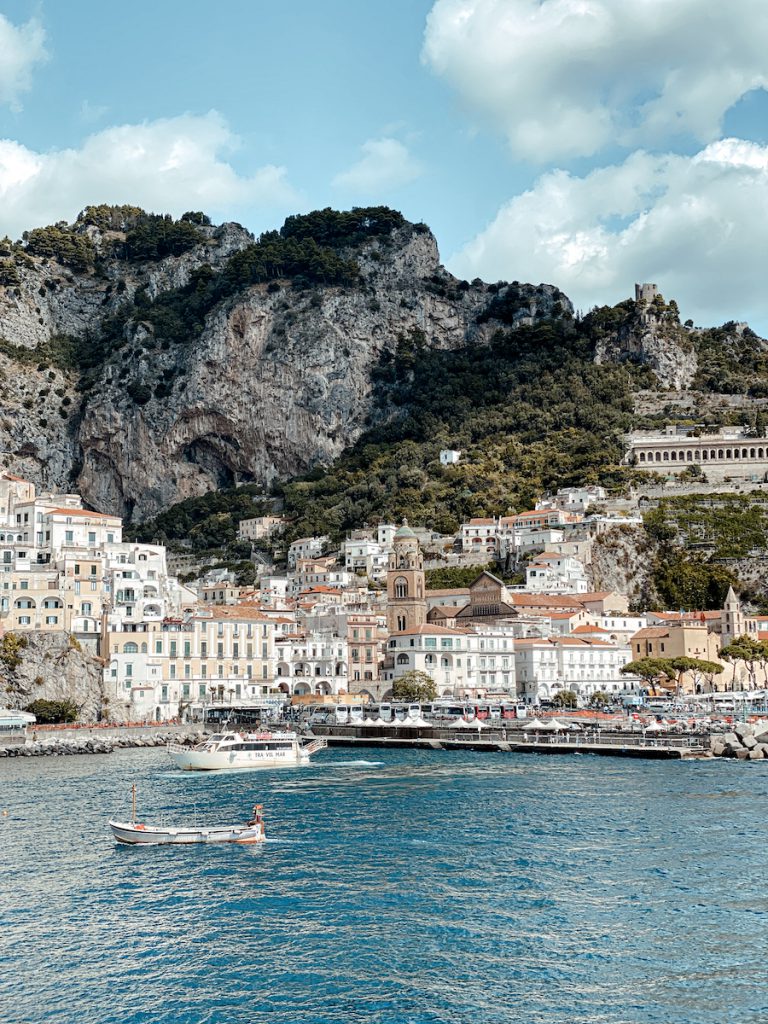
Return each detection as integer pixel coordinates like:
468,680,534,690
509,593,583,608
48,507,121,519
201,605,270,621
632,626,671,638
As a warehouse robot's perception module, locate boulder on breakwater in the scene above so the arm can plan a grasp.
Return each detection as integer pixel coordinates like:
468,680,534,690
0,731,206,759
709,722,768,760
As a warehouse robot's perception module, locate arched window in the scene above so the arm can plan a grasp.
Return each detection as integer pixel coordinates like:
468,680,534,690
639,452,646,462
141,642,148,654
751,448,756,458
670,451,676,461
663,452,669,461
678,451,685,461
655,452,661,462
123,642,138,653
425,654,435,665
686,450,693,461
394,576,408,599
396,653,410,665
760,448,765,458
702,450,708,460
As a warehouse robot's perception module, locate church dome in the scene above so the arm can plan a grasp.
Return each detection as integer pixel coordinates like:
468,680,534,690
394,518,417,540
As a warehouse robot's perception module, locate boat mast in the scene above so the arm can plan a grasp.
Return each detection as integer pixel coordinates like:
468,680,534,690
131,783,137,824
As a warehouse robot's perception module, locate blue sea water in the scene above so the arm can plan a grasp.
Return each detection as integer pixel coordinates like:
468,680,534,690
1,747,767,1024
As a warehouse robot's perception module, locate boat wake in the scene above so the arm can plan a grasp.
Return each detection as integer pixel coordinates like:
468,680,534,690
313,759,384,768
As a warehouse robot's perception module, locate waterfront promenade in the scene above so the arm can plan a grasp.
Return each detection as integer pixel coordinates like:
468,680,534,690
310,723,706,759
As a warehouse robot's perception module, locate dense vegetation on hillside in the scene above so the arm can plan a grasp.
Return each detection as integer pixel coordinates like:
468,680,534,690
132,313,643,558
89,209,403,393
277,317,641,539
129,485,272,549
0,206,411,396
691,324,768,396
633,493,768,611
644,493,768,558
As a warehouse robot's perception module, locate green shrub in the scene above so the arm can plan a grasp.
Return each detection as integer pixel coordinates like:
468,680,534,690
24,698,79,724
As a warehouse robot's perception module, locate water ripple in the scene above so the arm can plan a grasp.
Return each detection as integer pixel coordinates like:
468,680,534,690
1,748,767,1023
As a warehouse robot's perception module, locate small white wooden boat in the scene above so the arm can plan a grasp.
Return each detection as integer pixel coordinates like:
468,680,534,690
109,786,267,845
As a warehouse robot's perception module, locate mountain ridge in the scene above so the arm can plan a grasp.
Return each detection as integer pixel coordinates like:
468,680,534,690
0,204,764,530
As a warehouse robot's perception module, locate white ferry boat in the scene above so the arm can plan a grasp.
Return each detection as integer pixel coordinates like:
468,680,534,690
167,730,326,771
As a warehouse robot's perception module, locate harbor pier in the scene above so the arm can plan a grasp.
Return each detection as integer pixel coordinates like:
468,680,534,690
309,724,706,760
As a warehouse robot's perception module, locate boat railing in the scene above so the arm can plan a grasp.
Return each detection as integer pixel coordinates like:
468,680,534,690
302,737,328,755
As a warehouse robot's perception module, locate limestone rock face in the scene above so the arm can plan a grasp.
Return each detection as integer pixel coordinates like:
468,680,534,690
588,526,660,608
1,213,563,520
593,292,698,389
76,228,500,518
595,319,699,390
1,631,115,723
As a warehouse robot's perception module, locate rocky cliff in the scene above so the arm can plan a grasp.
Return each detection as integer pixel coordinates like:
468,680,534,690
592,287,766,392
1,631,113,723
0,206,567,520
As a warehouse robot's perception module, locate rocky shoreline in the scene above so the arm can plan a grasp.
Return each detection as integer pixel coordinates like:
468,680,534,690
0,731,205,759
709,722,768,759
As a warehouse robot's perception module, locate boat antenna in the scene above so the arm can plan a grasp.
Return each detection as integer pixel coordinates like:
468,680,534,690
131,782,137,824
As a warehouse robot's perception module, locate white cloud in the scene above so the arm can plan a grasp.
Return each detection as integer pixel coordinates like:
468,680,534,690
0,112,301,237
0,14,47,110
423,0,768,160
449,139,768,331
79,99,108,124
332,137,423,194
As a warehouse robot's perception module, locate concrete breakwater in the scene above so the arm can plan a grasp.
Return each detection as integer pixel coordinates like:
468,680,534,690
0,731,204,759
709,722,768,759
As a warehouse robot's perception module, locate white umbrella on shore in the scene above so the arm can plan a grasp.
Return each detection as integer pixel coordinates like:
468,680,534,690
644,719,666,732
522,718,548,731
448,718,476,729
534,718,561,732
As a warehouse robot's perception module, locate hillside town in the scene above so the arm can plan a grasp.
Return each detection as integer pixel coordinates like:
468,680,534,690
2,469,766,724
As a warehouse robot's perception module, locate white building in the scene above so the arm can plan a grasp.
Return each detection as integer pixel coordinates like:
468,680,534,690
625,425,768,482
342,536,389,579
440,449,462,466
237,515,284,542
274,630,349,697
287,536,329,569
460,518,498,557
525,553,589,594
383,624,516,697
514,636,634,704
537,486,607,514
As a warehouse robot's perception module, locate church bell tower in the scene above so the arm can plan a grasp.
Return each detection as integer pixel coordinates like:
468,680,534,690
386,520,427,634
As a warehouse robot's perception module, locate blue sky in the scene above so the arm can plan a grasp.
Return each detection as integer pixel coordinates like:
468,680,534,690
1,0,768,332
